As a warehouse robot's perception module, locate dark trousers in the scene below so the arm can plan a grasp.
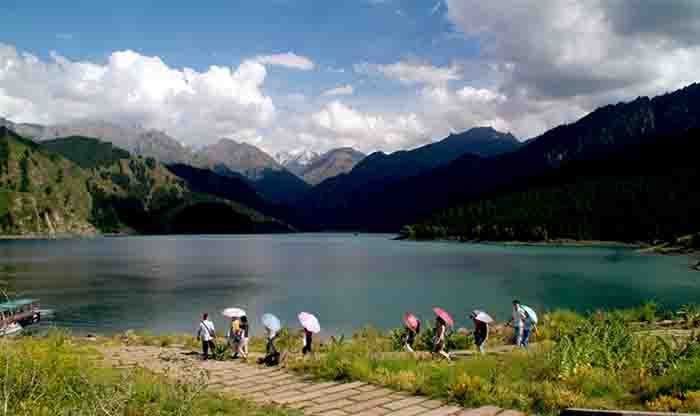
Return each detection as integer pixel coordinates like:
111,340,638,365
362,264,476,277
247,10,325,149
202,340,215,359
302,344,311,355
266,337,277,355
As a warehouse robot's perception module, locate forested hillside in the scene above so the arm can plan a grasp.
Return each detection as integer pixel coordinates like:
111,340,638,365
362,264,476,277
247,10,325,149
1,130,292,236
406,129,700,242
301,83,700,232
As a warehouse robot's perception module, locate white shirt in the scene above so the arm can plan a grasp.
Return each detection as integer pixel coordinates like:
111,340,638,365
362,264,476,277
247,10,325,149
198,319,215,341
512,307,526,328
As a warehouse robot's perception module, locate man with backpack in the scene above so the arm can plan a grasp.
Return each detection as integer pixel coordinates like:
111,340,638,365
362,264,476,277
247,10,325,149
196,313,216,360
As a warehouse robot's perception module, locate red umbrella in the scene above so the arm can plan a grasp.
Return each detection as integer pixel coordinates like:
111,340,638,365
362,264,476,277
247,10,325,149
403,313,420,332
433,307,454,327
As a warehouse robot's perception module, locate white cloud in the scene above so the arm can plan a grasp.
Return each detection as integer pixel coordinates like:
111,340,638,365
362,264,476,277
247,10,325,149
355,61,461,86
322,84,354,96
445,0,700,122
307,101,428,152
0,44,275,143
255,52,315,71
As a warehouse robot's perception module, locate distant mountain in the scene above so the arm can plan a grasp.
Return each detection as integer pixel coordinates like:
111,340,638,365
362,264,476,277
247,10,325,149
297,148,365,185
295,127,520,228
0,118,194,164
275,148,365,185
197,139,310,204
312,82,700,232
198,138,282,179
275,149,320,175
0,128,291,236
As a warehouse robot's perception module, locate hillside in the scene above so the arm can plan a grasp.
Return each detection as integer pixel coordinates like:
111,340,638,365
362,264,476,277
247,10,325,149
0,128,96,235
296,83,700,232
166,164,307,230
1,130,292,236
298,148,365,185
407,128,700,242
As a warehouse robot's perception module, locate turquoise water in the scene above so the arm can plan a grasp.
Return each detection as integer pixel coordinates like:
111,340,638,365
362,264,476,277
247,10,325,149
1,234,698,336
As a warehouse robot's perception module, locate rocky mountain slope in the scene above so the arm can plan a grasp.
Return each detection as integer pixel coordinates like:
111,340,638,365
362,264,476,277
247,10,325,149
296,148,365,185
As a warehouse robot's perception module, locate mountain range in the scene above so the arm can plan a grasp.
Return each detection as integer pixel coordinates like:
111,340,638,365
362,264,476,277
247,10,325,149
299,83,700,234
0,117,366,195
294,126,521,229
2,82,700,241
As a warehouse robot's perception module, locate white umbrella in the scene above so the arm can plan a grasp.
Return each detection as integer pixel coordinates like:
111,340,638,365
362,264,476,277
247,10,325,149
471,310,494,324
521,305,538,324
298,312,321,333
221,308,246,319
262,313,281,333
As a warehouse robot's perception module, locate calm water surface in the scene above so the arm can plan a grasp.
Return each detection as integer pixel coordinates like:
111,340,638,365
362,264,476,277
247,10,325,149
1,234,698,336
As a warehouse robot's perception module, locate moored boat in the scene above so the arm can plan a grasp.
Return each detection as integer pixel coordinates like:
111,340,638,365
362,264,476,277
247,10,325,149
0,299,41,333
0,322,22,337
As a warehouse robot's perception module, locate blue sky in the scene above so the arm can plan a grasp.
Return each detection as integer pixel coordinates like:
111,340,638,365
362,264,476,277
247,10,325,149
2,1,475,97
1,1,700,154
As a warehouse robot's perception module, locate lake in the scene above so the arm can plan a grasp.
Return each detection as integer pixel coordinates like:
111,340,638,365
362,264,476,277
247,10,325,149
1,234,698,336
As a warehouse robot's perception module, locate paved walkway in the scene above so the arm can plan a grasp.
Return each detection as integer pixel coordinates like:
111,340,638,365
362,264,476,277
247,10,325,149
98,345,527,416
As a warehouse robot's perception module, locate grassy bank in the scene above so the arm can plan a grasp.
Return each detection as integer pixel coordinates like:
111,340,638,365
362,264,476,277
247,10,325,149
283,305,700,415
0,330,298,416
94,304,700,414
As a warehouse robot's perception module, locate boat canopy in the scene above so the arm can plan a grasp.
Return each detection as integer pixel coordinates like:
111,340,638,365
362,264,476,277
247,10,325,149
0,298,38,312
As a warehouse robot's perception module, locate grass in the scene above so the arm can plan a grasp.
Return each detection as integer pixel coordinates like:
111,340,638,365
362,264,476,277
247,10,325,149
0,330,299,416
285,306,700,415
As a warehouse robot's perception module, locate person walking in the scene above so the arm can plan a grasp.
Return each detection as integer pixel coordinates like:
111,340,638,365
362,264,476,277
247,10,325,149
258,326,280,366
521,308,536,348
302,328,313,355
509,300,526,346
227,317,242,358
433,316,451,361
239,316,249,359
471,312,489,354
196,313,216,360
404,319,420,353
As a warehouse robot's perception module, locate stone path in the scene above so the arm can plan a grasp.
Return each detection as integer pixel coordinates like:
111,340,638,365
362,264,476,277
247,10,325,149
97,345,527,416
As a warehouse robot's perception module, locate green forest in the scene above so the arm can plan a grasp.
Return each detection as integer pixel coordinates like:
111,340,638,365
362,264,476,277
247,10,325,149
408,129,700,243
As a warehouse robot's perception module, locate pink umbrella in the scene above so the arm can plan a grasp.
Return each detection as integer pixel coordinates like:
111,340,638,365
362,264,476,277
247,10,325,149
298,312,321,333
404,313,420,332
432,307,454,327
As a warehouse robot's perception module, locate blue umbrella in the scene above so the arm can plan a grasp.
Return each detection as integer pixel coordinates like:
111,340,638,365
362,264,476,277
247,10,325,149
521,305,538,324
262,313,281,332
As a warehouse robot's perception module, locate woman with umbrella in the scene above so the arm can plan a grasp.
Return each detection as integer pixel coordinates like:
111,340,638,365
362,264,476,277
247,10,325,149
222,308,245,358
470,310,493,354
403,313,421,353
239,315,250,359
260,313,281,366
432,307,453,361
299,312,320,355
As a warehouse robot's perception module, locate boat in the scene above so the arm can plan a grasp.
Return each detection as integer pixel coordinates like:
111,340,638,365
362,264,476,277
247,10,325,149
0,298,41,333
0,322,22,337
